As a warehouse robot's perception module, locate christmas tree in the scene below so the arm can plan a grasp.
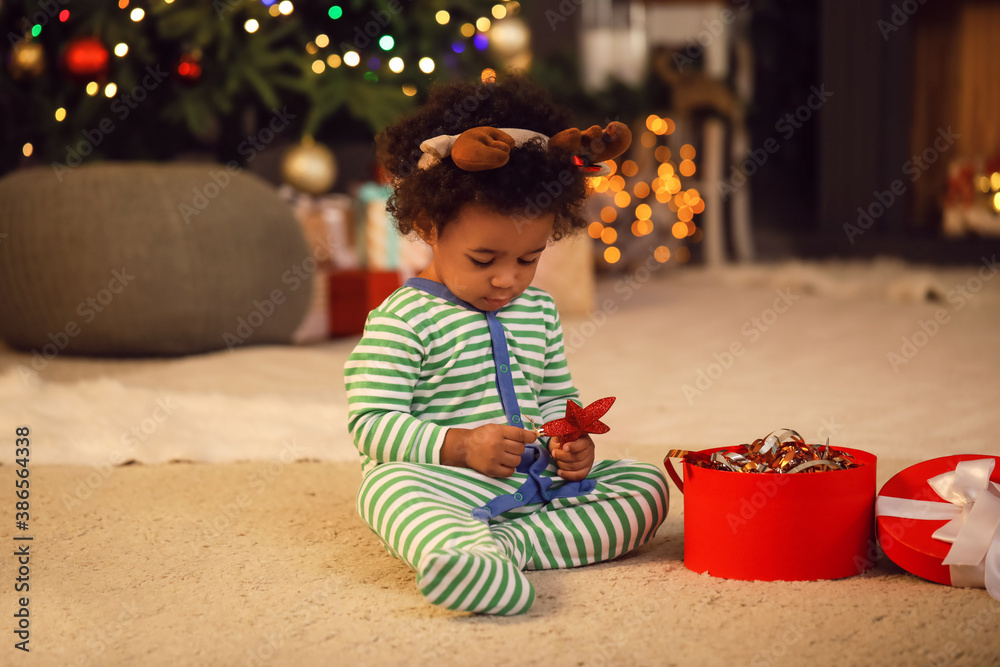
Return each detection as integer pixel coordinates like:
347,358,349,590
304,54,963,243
0,0,509,176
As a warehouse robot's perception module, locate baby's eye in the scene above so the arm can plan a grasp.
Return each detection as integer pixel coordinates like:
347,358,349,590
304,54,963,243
469,257,493,268
518,257,540,266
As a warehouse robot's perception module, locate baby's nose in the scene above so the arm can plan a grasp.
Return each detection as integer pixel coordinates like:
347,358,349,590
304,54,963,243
490,271,515,288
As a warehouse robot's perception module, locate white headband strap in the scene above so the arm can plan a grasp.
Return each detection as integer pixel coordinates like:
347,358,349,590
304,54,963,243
417,128,550,170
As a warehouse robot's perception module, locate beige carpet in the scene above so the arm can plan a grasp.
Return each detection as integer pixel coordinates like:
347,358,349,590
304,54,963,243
2,260,1000,666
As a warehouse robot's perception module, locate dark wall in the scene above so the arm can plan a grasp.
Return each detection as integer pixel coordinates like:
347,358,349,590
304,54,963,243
818,0,914,239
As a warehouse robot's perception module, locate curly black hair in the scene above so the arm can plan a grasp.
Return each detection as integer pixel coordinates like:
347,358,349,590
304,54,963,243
376,73,591,240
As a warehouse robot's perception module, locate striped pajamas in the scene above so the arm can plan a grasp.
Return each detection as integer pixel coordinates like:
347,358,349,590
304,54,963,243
345,284,669,614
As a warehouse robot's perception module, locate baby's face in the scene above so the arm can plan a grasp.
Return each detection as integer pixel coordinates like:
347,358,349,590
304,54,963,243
419,204,555,311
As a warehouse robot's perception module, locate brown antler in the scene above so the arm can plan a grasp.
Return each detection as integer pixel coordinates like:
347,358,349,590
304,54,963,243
549,121,632,164
451,127,516,171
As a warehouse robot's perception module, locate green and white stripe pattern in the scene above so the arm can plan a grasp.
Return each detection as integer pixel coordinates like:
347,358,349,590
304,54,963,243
345,285,669,615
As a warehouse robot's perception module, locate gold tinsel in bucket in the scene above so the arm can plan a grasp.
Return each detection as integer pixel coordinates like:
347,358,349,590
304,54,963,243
666,429,859,474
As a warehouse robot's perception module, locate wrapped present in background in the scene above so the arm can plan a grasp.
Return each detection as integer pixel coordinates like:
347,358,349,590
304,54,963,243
943,153,1000,237
355,181,432,278
327,269,402,337
282,188,358,342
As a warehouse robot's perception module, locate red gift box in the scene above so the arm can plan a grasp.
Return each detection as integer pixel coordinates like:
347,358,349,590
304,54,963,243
665,446,877,581
327,270,400,336
875,455,1000,598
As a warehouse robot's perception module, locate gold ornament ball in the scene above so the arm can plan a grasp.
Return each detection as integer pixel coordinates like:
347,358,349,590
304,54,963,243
281,139,337,195
10,41,45,80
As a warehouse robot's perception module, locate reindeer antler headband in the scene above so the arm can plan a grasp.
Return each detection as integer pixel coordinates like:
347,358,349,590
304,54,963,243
417,122,632,176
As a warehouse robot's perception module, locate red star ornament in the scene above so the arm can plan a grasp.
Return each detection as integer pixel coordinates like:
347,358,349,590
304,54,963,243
541,397,616,443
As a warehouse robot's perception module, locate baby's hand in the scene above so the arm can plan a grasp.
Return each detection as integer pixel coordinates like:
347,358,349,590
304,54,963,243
549,434,595,481
442,424,537,478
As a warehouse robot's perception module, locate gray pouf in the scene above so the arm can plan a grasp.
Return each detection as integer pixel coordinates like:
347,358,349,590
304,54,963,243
0,162,312,356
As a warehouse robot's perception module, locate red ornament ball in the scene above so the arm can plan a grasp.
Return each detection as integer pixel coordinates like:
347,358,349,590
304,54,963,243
63,36,109,78
176,54,202,81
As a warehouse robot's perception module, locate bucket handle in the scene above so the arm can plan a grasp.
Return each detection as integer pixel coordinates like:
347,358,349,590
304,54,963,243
663,455,684,494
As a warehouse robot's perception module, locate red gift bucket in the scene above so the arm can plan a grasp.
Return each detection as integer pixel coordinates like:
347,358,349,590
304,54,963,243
664,446,878,581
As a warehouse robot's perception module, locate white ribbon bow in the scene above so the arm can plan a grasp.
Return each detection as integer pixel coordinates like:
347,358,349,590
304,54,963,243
875,458,1000,599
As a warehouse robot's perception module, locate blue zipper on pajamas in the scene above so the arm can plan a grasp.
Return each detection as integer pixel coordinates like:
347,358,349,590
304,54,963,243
404,277,596,521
